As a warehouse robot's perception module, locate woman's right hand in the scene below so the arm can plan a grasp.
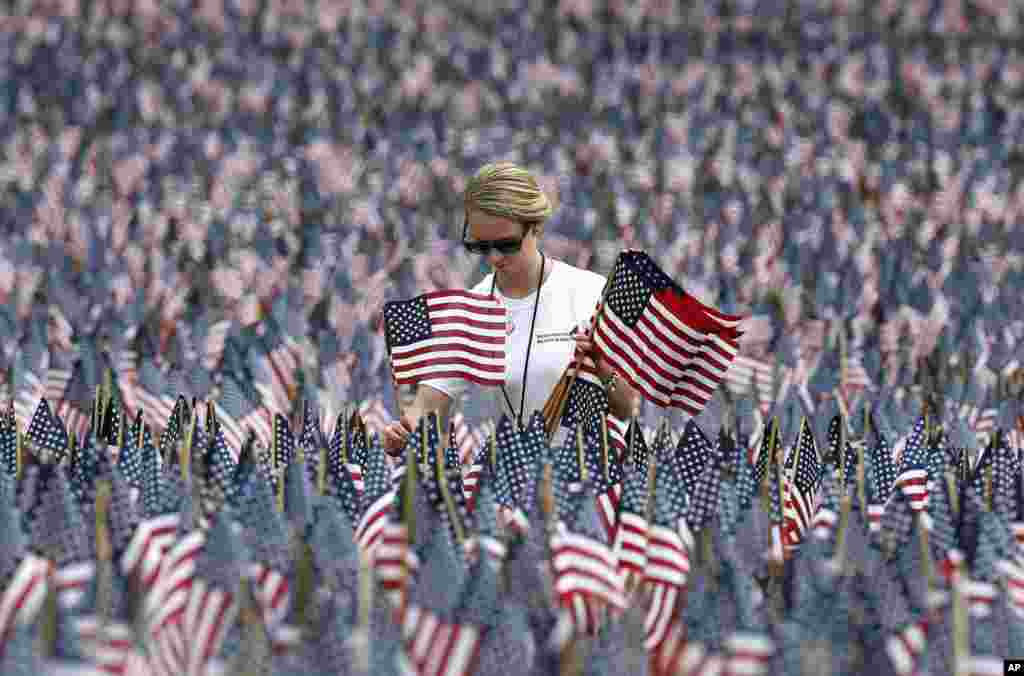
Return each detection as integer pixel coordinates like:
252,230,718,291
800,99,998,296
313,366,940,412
381,414,414,456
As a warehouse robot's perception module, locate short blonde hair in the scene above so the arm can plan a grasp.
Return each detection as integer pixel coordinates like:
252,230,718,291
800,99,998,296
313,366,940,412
463,161,554,228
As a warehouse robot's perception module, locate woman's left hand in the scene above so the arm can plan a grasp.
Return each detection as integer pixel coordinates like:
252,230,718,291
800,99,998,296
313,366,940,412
573,324,614,381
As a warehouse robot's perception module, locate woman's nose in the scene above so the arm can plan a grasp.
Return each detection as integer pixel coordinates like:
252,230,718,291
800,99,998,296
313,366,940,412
486,250,505,266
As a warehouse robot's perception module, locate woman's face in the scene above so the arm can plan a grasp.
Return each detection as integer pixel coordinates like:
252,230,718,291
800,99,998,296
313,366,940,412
463,207,540,280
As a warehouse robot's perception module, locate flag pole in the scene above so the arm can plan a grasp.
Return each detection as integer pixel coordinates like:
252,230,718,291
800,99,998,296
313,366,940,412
273,417,285,513
351,549,373,674
627,416,637,466
434,413,465,545
342,403,351,466
576,424,587,483
317,443,328,496
837,401,848,501
600,417,610,485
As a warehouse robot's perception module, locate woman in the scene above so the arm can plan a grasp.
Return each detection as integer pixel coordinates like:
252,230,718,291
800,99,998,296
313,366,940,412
382,161,640,452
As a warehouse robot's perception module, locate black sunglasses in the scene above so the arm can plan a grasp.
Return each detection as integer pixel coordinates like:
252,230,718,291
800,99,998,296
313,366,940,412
461,218,534,256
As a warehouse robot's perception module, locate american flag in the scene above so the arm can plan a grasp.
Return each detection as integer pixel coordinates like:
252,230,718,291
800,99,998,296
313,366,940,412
181,514,245,675
0,554,50,649
383,289,508,386
494,412,545,534
884,617,929,676
550,486,627,638
551,351,632,463
781,419,821,553
674,420,713,499
592,250,744,414
26,398,69,464
653,625,721,676
215,377,270,455
145,530,204,676
121,513,180,593
811,468,840,543
643,458,693,652
355,431,396,557
400,603,482,676
461,443,485,510
135,362,177,433
611,465,648,578
723,631,775,676
449,411,483,467
894,416,929,512
255,321,299,414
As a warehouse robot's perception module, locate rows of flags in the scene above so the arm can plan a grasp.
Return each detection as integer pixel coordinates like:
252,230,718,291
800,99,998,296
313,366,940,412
1,339,1023,674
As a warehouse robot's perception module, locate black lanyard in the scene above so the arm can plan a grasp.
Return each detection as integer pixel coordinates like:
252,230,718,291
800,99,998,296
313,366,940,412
491,253,545,430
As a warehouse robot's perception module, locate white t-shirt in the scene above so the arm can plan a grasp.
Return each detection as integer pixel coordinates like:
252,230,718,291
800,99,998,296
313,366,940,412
424,258,607,423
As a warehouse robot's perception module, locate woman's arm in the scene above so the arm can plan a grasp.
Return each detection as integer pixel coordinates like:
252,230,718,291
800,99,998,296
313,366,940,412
381,384,453,453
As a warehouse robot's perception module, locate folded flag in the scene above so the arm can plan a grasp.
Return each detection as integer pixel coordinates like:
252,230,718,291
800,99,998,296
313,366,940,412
592,250,744,415
384,290,508,387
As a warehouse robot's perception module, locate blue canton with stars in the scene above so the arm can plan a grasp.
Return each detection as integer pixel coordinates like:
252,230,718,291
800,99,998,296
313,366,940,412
383,296,432,351
604,250,679,328
674,420,713,499
27,399,69,463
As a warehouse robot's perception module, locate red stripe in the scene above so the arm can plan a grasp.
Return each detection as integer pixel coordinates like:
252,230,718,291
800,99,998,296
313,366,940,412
423,289,502,303
647,294,740,358
268,575,289,613
429,315,507,332
595,314,719,397
595,322,722,412
394,341,505,361
414,328,506,345
425,300,505,316
199,589,232,666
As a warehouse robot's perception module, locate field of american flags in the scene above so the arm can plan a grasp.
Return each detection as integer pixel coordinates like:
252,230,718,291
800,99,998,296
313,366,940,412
7,1,1024,673
2,336,1024,676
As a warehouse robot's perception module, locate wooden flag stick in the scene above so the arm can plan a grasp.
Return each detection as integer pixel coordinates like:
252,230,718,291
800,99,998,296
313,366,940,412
405,419,421,543
984,462,994,511
771,418,786,580
834,493,852,573
774,418,786,523
544,367,581,442
93,387,103,439
946,471,959,518
855,442,867,518
180,407,197,482
15,430,23,480
274,418,285,513
95,480,113,625
627,417,637,465
351,550,373,674
488,426,498,474
838,406,848,501
434,414,465,545
600,418,610,485
576,425,587,483
341,403,351,466
292,537,314,634
317,444,328,496
117,406,125,449
701,527,718,592
951,557,968,676
918,512,933,590
541,461,555,531
645,419,664,523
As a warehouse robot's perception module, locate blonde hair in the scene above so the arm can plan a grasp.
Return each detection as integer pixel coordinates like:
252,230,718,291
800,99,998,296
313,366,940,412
463,161,554,230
